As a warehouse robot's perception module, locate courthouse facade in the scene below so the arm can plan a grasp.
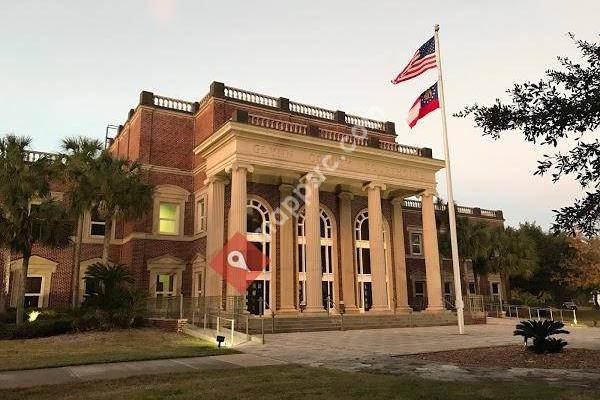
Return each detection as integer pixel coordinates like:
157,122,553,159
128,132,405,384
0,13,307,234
3,82,505,316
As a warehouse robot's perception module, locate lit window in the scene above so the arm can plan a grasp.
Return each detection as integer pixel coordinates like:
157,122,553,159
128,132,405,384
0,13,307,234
196,198,207,233
159,202,179,234
156,273,175,297
409,232,423,255
90,207,106,237
24,276,43,308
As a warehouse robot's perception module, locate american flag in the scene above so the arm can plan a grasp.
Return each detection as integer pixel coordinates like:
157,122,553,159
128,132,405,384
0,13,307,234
391,37,437,84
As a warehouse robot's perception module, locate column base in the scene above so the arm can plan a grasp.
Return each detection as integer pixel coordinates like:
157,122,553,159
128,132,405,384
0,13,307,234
341,305,361,314
394,306,413,314
425,305,445,313
277,307,299,315
304,306,328,314
369,305,393,314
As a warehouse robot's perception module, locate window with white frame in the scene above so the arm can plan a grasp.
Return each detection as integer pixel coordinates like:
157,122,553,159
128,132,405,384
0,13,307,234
194,272,203,298
409,232,423,255
89,206,106,237
297,207,335,309
468,282,476,295
24,276,43,308
196,197,207,233
159,202,180,234
491,282,500,295
155,273,175,297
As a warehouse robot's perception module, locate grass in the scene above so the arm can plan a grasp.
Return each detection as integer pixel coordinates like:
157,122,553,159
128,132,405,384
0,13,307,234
0,328,236,371
1,365,596,400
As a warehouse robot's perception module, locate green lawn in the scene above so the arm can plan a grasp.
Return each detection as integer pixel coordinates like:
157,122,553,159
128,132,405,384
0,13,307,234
0,328,236,371
1,365,595,400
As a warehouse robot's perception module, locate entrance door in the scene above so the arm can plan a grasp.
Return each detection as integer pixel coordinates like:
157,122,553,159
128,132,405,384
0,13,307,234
358,282,372,311
322,281,333,310
246,281,269,315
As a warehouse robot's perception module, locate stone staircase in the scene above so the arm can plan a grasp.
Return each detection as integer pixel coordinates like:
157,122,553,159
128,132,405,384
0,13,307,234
243,312,483,334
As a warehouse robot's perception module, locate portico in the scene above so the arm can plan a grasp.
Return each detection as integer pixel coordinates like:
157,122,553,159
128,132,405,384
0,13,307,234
194,111,446,316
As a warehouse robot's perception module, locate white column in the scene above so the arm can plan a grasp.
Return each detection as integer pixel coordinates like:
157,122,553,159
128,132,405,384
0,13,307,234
421,190,444,312
391,197,412,313
205,175,228,299
278,183,297,313
226,163,253,298
226,163,253,239
338,191,358,313
363,182,389,312
303,173,324,313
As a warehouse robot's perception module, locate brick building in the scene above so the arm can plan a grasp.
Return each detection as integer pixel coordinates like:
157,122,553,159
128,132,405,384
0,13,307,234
2,82,505,317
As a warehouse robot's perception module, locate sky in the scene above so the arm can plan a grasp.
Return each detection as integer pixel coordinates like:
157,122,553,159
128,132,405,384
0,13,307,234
0,1,597,229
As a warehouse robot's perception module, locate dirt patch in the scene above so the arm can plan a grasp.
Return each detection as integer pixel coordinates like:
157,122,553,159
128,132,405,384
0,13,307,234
395,345,600,370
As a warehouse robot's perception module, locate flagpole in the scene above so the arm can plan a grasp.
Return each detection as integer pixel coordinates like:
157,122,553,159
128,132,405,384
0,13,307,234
434,24,465,335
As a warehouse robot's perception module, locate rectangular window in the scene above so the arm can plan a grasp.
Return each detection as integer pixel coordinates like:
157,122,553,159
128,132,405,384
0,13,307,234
156,274,175,297
24,276,43,308
90,207,106,237
159,202,179,234
468,282,476,294
195,273,203,297
444,282,452,295
491,282,500,295
409,232,423,255
196,198,207,233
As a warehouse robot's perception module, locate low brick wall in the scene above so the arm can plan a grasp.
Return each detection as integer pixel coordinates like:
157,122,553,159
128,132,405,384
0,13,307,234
147,318,188,333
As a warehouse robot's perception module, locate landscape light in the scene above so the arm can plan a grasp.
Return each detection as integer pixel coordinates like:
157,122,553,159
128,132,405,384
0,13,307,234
216,335,225,348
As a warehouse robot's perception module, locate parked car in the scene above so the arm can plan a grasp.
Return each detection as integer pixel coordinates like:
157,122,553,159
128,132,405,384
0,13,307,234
561,301,578,310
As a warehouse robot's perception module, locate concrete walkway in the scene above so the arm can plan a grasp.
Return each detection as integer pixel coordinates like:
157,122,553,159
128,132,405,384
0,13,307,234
0,353,285,389
2,319,599,390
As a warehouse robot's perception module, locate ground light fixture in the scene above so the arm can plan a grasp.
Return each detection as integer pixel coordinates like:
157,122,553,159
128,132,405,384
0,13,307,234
216,335,226,348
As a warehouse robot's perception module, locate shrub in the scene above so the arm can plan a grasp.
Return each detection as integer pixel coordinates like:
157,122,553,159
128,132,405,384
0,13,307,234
0,317,74,340
74,262,148,330
514,320,570,353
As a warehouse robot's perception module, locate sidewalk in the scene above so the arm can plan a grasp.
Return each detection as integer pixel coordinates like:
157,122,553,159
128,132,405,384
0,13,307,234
0,353,286,390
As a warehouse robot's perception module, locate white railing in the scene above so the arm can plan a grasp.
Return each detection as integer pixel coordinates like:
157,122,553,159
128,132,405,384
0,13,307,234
403,199,422,209
345,114,385,131
224,86,278,108
456,206,474,214
248,114,308,135
153,95,195,113
481,209,497,217
289,101,335,120
379,141,422,156
318,129,368,146
24,150,56,162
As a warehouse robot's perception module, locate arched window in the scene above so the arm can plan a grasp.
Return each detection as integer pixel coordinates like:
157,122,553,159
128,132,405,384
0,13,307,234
297,207,336,309
245,198,272,315
354,209,390,311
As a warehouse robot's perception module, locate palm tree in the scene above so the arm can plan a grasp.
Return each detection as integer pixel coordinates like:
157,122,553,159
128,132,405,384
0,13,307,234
436,199,492,296
59,137,103,309
0,135,73,324
487,226,538,301
89,151,153,263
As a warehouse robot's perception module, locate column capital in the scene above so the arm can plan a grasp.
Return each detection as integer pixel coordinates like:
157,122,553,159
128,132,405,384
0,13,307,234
300,172,324,185
279,183,295,193
362,181,387,192
224,162,254,174
420,188,437,198
391,196,405,206
204,174,229,186
337,191,354,201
